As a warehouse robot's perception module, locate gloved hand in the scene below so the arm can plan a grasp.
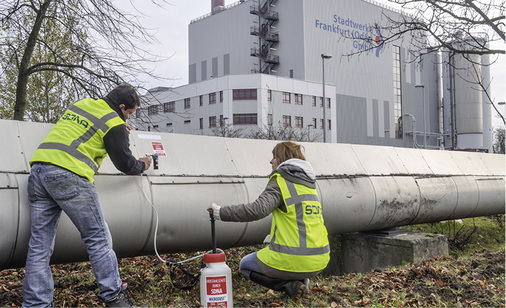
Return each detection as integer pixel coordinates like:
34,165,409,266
207,203,221,220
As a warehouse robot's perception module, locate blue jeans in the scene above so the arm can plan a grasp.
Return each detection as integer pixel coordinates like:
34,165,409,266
23,163,121,307
239,252,261,280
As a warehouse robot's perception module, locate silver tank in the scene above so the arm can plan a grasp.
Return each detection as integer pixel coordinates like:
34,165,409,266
0,119,504,269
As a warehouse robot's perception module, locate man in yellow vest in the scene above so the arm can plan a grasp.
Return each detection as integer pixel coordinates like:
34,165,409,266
208,141,330,298
23,84,151,308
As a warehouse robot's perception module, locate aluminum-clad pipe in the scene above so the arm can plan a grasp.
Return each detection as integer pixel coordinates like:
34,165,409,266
0,119,504,270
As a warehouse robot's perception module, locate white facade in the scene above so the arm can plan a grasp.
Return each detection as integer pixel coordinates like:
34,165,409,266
132,0,493,151
132,74,336,142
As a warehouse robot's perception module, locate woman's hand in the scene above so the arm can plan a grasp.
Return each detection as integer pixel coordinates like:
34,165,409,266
208,203,221,220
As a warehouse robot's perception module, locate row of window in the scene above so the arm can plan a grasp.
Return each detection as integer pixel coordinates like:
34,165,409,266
202,114,258,129
282,116,331,130
140,89,332,118
275,90,330,107
163,114,331,130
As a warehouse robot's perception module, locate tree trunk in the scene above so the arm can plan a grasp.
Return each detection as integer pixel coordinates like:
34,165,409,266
13,1,51,121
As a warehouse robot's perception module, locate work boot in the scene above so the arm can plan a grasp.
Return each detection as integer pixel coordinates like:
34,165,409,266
105,282,146,308
249,271,307,298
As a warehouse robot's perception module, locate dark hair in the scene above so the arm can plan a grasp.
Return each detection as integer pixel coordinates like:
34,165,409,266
272,141,306,163
106,83,140,110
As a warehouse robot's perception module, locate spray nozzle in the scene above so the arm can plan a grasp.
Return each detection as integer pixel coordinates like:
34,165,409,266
145,153,159,170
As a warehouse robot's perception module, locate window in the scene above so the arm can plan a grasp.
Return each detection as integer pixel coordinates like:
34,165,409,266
135,109,141,118
184,98,191,109
295,116,303,128
233,113,257,125
164,101,175,113
200,118,204,129
209,116,217,128
233,89,257,100
267,90,272,102
148,105,159,116
326,97,331,109
209,92,216,104
312,118,317,129
282,92,291,104
184,120,191,124
199,95,204,106
312,96,317,107
219,91,223,103
283,115,291,127
295,94,303,105
320,118,324,130
320,97,323,107
393,45,403,138
327,119,331,130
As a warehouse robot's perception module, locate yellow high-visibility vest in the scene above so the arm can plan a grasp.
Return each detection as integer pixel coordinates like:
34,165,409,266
30,98,125,183
257,172,330,273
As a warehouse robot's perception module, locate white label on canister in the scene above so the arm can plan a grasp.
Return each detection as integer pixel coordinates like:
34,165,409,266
206,275,228,307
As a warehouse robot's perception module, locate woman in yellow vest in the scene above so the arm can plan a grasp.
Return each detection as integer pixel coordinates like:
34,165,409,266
208,141,330,298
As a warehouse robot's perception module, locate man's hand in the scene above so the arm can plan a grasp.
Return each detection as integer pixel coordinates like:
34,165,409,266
139,156,152,170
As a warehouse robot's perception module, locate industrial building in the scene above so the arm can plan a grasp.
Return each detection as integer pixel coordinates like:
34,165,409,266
130,0,493,152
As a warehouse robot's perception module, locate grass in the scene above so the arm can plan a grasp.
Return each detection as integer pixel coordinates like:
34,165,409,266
401,215,505,254
0,215,504,307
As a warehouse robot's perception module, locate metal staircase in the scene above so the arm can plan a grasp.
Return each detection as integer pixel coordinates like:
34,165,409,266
250,0,279,74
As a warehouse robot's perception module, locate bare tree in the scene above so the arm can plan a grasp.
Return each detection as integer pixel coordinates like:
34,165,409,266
340,1,505,121
493,127,505,153
212,123,245,138
380,0,504,57
0,5,86,121
0,0,169,121
379,0,505,117
247,123,322,142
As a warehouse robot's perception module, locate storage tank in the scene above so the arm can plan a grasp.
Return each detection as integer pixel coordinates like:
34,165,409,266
453,52,484,149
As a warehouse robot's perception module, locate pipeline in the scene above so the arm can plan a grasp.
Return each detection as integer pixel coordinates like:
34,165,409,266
0,119,504,269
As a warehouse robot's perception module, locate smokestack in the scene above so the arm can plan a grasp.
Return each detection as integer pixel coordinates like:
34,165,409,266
212,0,225,14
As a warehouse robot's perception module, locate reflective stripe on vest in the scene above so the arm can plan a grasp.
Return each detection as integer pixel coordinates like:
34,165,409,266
269,180,330,256
36,102,118,173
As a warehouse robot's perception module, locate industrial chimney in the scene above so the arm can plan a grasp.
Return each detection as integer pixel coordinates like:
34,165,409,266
212,0,225,14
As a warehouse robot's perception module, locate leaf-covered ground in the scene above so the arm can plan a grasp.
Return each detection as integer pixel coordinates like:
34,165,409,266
1,248,504,307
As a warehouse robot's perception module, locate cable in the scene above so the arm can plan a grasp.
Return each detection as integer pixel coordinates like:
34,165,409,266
137,173,205,265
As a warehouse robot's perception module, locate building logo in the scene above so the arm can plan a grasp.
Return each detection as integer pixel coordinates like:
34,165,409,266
315,15,384,57
375,23,384,57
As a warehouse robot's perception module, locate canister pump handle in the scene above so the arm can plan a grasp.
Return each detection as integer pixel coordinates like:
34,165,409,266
208,209,217,253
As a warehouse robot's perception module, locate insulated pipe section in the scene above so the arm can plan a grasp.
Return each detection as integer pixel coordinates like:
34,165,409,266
0,119,504,270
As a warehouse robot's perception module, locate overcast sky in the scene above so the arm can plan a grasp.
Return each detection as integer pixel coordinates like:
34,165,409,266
122,0,505,126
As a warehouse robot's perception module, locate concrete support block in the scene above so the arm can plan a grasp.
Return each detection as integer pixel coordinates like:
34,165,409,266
341,230,448,274
321,234,343,276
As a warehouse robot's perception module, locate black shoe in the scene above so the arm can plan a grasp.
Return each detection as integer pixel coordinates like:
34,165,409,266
284,280,305,298
250,272,308,298
105,282,146,308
